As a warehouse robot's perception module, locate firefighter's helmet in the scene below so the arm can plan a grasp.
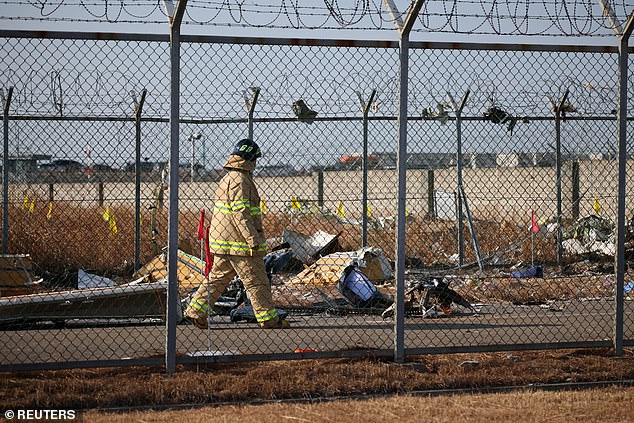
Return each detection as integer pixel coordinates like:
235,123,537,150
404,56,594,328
232,138,262,161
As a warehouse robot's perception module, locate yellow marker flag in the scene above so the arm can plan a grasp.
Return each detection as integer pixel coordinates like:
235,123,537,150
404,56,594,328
22,195,29,211
405,206,410,217
102,207,110,222
102,207,118,234
336,201,345,218
28,200,34,214
366,204,372,217
593,196,601,215
109,213,118,234
260,199,268,214
47,202,53,220
291,196,302,211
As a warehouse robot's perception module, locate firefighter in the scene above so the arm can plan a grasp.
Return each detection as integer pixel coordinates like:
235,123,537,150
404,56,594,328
184,138,290,329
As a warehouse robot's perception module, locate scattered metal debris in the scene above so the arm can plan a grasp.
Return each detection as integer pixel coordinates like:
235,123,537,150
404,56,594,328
0,254,43,297
563,214,616,256
382,277,474,319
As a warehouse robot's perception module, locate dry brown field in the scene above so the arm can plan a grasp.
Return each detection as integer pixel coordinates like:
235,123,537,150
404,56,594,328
83,387,634,423
2,348,633,422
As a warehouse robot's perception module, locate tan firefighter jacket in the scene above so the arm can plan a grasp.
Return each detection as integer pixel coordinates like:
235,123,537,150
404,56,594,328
208,154,266,256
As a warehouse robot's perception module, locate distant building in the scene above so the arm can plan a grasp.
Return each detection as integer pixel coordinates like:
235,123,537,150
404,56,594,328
338,153,382,170
39,159,85,172
377,152,455,169
496,152,556,167
123,161,167,173
465,153,497,168
38,158,87,182
254,164,299,177
588,152,605,160
3,154,52,182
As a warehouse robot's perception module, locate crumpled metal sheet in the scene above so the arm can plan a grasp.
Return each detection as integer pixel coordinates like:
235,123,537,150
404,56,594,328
282,229,339,264
288,247,393,286
563,215,616,256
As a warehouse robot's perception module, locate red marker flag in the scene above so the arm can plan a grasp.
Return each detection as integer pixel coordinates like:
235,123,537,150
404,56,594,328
531,210,540,232
197,209,206,240
204,224,213,276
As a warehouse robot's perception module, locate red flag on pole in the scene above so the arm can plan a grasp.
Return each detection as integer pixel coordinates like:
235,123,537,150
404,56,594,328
204,224,213,276
197,209,206,240
531,210,540,232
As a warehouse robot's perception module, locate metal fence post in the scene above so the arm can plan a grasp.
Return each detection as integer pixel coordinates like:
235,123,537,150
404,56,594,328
133,89,147,273
427,169,434,217
448,90,470,267
244,87,260,140
571,160,580,220
163,0,188,374
317,168,324,209
2,87,13,255
548,90,569,265
356,89,376,248
384,0,425,364
97,182,104,207
598,0,633,356
614,14,634,357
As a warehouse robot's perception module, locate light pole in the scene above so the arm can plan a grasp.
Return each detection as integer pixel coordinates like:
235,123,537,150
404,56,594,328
189,132,201,182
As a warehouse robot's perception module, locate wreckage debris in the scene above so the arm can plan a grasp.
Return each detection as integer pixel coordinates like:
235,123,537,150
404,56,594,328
289,247,393,286
563,214,616,256
511,265,543,278
338,265,393,309
381,277,474,319
0,254,43,297
282,229,340,265
0,277,170,325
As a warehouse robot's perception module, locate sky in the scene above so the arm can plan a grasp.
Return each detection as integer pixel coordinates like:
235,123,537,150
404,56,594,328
0,1,631,170
0,1,630,44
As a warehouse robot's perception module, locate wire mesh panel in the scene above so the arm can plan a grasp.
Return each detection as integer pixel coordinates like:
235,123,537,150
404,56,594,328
0,36,170,368
0,31,632,370
625,60,634,344
176,42,400,357
403,46,625,352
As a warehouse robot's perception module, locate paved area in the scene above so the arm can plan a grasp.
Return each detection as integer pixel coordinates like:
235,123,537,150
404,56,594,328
1,299,632,368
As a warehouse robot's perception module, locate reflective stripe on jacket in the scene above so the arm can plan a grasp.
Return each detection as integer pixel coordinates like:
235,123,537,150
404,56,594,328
255,308,279,323
208,154,266,256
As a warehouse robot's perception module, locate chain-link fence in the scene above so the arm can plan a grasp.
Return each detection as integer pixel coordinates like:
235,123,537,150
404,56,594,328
0,31,632,371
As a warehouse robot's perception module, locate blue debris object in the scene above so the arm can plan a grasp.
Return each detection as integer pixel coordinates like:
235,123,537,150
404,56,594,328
511,265,543,278
230,305,287,323
338,265,391,308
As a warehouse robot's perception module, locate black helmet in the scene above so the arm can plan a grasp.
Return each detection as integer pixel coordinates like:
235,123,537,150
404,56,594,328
232,138,262,161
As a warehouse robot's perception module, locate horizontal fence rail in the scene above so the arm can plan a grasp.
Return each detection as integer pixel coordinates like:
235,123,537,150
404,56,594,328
0,30,632,372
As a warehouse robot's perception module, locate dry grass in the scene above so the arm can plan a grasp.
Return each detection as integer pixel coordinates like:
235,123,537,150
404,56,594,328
7,199,561,283
2,348,633,412
8,198,614,307
83,386,634,423
8,200,161,278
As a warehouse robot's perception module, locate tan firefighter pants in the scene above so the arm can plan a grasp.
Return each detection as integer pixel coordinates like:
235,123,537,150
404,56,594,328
186,254,279,324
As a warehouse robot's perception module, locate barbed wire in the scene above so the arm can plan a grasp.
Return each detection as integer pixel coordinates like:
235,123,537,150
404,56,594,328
1,0,633,36
1,66,623,118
